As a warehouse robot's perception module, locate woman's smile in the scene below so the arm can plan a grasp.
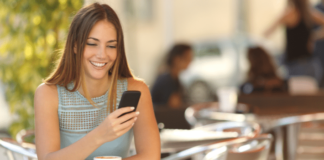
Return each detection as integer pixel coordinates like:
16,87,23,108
90,61,108,68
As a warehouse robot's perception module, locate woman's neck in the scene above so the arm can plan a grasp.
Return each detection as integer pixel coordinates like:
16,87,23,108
78,75,111,98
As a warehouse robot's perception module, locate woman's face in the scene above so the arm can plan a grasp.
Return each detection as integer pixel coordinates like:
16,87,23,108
82,20,117,81
175,49,193,71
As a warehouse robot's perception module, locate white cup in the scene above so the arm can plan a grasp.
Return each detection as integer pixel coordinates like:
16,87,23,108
94,156,122,160
216,87,237,113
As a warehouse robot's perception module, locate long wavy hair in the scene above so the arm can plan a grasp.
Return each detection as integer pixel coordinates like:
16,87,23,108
247,47,280,84
45,3,133,113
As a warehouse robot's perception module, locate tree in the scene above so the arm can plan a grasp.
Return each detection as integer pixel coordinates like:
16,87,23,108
0,0,82,138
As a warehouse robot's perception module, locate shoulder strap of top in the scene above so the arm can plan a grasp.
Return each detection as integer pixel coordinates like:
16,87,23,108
57,84,62,107
56,83,75,107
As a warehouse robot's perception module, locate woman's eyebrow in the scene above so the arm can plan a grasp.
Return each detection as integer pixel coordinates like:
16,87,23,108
88,37,99,41
107,40,117,43
87,37,117,43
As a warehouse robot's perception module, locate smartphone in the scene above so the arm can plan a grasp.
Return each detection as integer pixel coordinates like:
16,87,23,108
117,90,141,118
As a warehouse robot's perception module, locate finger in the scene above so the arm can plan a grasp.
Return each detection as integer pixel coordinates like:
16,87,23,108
111,107,135,118
115,117,137,132
116,118,137,135
116,111,139,124
119,123,135,134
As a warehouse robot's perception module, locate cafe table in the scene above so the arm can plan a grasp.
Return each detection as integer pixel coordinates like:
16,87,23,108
159,121,261,155
159,128,238,154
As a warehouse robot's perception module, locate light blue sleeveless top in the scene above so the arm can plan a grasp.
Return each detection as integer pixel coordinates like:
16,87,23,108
57,79,133,160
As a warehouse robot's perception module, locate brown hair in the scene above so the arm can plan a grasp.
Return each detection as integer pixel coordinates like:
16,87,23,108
45,3,133,113
166,44,192,68
247,47,279,83
289,0,312,28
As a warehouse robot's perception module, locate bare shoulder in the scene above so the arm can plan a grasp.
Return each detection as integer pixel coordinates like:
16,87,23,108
35,83,58,97
286,5,295,14
34,83,58,109
282,6,294,17
279,6,296,25
311,8,324,23
127,77,149,92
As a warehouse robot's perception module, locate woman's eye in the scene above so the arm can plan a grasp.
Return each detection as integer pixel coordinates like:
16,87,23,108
107,46,117,48
87,43,97,46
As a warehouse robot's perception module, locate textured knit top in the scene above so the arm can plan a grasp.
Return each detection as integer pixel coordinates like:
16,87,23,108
57,79,133,160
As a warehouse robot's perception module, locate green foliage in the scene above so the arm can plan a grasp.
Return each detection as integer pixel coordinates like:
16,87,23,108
0,0,82,138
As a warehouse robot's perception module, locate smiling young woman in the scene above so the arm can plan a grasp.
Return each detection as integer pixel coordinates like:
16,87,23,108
34,3,160,160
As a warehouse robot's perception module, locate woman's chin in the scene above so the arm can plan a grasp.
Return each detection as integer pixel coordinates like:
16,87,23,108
88,73,109,80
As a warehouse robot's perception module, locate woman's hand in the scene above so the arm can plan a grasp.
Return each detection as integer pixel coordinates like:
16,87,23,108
95,107,139,144
168,92,182,108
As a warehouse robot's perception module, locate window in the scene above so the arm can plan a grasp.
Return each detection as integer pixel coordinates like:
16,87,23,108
196,46,221,57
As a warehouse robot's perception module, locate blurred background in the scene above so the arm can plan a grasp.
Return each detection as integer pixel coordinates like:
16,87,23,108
2,0,324,159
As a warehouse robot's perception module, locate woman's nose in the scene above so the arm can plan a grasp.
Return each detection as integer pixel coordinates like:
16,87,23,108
96,45,105,59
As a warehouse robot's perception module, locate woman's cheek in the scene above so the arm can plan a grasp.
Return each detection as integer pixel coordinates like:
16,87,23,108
110,50,117,61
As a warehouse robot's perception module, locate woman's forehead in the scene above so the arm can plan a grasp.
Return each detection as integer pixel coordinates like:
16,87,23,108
88,20,117,41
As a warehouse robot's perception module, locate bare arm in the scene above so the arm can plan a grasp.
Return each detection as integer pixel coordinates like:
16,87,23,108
264,7,292,38
311,9,324,26
311,9,324,40
35,84,138,160
123,78,161,160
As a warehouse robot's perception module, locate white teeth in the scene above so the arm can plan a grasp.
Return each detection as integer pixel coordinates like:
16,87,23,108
90,61,106,67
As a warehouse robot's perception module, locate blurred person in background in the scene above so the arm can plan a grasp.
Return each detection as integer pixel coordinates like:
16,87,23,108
34,3,160,160
314,0,324,87
151,44,193,108
264,0,324,84
241,46,287,94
